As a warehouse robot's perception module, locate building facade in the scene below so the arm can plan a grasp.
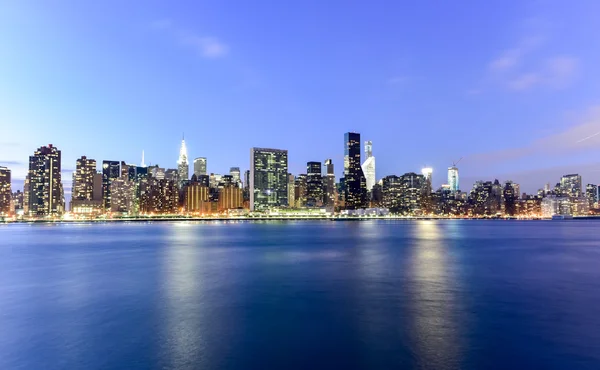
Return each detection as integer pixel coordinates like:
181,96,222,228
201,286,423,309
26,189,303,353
250,148,288,211
586,184,598,208
448,166,459,193
72,156,97,205
102,160,120,210
193,157,207,177
324,159,336,207
306,161,323,207
560,174,582,197
344,132,367,209
361,141,376,192
0,166,11,215
177,138,189,187
26,144,64,216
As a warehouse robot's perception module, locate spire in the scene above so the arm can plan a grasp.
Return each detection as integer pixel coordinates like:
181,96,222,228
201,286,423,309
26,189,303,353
178,137,188,165
141,150,146,167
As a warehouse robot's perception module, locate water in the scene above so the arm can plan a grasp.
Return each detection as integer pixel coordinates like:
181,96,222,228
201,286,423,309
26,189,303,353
1,220,600,369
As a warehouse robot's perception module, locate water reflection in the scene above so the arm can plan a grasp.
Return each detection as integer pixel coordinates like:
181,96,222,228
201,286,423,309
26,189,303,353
162,225,206,368
410,221,464,369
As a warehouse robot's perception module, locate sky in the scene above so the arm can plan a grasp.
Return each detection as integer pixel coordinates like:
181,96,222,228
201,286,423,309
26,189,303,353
1,0,600,197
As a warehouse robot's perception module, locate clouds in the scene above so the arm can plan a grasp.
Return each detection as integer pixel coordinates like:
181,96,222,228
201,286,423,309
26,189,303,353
468,105,600,164
151,18,229,59
481,22,579,92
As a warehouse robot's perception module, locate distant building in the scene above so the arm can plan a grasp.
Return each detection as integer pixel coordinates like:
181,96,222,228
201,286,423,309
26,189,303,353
165,169,179,182
295,174,307,208
185,183,210,214
230,167,241,187
324,159,336,207
12,190,24,212
586,184,598,208
306,161,323,207
344,132,367,209
193,157,207,177
421,167,433,192
27,145,64,216
0,166,11,215
139,178,178,214
560,174,582,197
71,156,96,206
361,141,376,191
102,160,120,210
218,184,243,211
250,148,288,211
287,174,296,208
178,138,189,187
448,166,459,193
110,176,136,214
503,181,517,216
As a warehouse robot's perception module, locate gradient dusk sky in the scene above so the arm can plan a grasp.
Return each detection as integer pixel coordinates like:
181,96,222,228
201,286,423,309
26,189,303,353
1,0,600,195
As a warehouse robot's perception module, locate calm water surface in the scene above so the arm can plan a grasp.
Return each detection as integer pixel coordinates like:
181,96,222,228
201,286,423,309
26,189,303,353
1,220,600,369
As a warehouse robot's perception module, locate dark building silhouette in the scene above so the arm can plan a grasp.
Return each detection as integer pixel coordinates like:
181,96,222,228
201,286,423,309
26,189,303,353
343,132,367,209
306,161,323,207
102,160,120,210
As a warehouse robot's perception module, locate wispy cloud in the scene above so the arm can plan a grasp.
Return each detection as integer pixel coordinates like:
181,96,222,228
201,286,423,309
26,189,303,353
180,35,229,58
151,18,229,59
467,105,600,164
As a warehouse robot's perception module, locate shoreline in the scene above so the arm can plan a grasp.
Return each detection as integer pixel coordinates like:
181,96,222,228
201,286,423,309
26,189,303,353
2,216,600,223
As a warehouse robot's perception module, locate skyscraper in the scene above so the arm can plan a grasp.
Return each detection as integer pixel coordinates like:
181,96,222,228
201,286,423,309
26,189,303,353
306,161,323,207
344,132,367,209
72,156,97,201
26,144,64,216
178,137,189,186
0,166,11,215
230,167,241,187
361,140,376,191
448,166,459,193
560,174,582,197
287,173,295,208
421,167,433,191
586,184,598,208
194,157,207,177
250,148,288,211
324,159,336,207
102,160,120,210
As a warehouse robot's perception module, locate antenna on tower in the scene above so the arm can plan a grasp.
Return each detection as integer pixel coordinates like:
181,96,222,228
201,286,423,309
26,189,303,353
452,157,463,167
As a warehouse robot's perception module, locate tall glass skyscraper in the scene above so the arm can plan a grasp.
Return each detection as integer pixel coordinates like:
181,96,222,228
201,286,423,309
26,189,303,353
178,138,189,186
250,148,288,211
72,156,97,201
448,166,459,193
361,141,376,192
344,132,367,209
0,166,11,215
560,174,582,197
102,160,121,210
27,144,64,216
324,159,336,207
306,161,323,207
194,157,207,177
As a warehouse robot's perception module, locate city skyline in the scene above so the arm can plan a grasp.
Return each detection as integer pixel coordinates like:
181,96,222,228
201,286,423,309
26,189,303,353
2,2,600,194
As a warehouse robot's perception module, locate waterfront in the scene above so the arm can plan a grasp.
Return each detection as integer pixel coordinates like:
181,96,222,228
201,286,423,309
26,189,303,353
1,221,600,369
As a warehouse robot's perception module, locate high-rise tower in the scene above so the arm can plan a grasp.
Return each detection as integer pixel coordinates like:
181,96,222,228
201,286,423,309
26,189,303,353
361,140,376,191
306,161,323,207
0,166,11,215
178,136,189,186
344,133,367,209
448,167,459,193
250,148,288,211
324,159,336,207
26,144,64,216
194,157,207,177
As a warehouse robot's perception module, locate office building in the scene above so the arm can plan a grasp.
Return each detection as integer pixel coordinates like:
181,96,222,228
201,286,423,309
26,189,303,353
185,183,211,213
361,141,376,191
230,167,241,187
110,176,136,214
586,184,599,208
72,156,96,202
294,174,307,208
26,144,64,216
194,157,207,177
306,161,323,207
448,166,459,193
102,160,120,210
12,190,24,212
177,137,189,186
421,167,433,192
324,159,336,207
250,147,288,211
287,174,296,208
560,174,582,197
343,132,367,209
218,184,243,211
0,166,11,215
139,178,178,214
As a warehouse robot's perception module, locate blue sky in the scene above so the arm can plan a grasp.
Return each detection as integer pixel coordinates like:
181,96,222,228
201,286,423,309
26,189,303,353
1,0,600,195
